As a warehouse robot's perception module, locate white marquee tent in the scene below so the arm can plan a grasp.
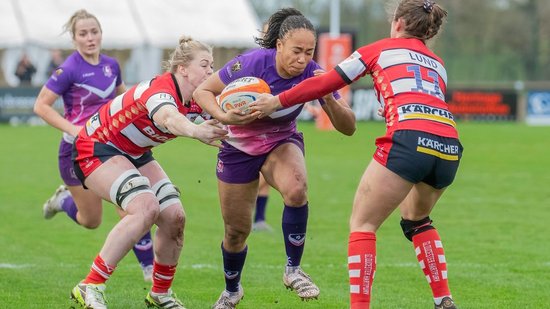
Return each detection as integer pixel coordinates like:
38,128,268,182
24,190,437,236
2,0,260,86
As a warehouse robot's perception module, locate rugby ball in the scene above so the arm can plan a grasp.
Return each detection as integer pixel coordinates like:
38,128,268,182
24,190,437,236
218,77,271,113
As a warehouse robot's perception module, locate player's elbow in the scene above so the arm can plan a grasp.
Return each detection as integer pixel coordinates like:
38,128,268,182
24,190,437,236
336,117,357,136
340,124,356,136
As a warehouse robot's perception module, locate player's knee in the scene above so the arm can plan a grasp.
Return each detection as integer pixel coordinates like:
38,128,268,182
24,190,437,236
109,171,153,210
79,217,102,229
152,178,181,213
400,216,435,242
224,224,250,247
283,182,308,206
140,200,161,226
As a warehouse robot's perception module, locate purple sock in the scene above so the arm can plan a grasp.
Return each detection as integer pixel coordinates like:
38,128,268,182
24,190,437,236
254,195,268,222
133,231,154,267
60,195,79,223
222,243,247,292
282,203,308,267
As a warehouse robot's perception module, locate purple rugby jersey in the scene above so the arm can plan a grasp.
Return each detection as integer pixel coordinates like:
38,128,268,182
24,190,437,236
218,48,340,156
45,51,122,143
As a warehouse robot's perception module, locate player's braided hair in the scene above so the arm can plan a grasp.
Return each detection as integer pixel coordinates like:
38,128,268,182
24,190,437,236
163,36,212,73
393,0,448,41
255,7,315,49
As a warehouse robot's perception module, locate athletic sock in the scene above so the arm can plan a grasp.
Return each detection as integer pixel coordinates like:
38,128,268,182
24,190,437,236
412,229,452,302
281,203,308,266
348,231,376,309
222,244,247,293
83,255,115,284
133,230,154,268
254,195,268,222
60,195,79,223
151,261,177,293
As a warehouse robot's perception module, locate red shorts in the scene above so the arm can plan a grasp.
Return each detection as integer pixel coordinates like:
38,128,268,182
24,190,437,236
373,130,463,189
72,137,154,185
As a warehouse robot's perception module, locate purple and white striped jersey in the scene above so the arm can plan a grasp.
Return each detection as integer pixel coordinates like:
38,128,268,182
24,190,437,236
45,51,122,142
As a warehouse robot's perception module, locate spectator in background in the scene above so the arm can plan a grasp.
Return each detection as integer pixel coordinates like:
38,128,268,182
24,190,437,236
14,53,37,86
46,49,64,78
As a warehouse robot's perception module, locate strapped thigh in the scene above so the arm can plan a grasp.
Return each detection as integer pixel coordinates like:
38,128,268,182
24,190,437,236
109,169,153,210
151,178,181,212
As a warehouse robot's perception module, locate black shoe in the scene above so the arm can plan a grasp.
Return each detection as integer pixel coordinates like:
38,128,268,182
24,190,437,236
435,297,457,309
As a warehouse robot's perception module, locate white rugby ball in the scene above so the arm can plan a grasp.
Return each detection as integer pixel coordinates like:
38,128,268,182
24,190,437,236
218,77,271,113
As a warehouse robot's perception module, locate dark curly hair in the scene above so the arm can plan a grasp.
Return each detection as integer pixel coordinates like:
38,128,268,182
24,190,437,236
254,7,315,49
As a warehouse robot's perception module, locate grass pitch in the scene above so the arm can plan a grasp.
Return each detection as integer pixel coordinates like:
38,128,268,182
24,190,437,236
0,121,549,308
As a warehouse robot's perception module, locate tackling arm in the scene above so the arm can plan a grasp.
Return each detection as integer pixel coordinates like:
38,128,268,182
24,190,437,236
280,69,347,108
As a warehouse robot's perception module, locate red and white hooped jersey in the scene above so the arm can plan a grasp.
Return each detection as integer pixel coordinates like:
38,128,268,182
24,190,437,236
336,38,457,138
77,72,190,157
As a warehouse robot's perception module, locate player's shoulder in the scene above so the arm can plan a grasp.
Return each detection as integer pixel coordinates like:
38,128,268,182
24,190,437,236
221,48,273,83
98,54,121,73
98,53,119,65
50,52,79,81
144,73,179,98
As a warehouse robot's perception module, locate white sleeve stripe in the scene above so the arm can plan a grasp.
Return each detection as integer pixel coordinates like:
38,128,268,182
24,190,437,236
149,102,175,120
337,54,367,82
335,66,353,84
145,92,177,115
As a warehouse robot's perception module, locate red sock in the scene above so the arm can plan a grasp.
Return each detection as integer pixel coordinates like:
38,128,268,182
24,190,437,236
412,229,451,299
348,232,376,309
151,261,177,293
83,255,115,284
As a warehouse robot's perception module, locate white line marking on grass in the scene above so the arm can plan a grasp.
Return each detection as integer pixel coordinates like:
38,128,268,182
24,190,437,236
0,263,34,269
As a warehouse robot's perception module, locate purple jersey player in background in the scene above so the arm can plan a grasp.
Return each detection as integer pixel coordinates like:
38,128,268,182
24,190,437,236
194,8,356,308
33,9,155,282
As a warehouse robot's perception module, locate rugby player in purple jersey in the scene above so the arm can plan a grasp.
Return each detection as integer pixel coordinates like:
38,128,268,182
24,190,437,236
194,7,356,308
33,9,155,282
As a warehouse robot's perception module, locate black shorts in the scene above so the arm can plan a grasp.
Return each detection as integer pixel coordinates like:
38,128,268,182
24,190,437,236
72,140,154,187
374,130,463,189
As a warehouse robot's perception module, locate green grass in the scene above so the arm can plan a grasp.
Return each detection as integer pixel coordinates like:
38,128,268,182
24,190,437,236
0,121,549,308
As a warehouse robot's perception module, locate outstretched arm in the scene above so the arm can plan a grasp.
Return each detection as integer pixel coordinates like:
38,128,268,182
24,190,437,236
281,69,347,107
250,69,347,118
153,104,228,147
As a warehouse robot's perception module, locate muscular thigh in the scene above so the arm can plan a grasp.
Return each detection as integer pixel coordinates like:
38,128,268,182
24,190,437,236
262,142,307,205
139,160,183,214
67,184,103,218
350,159,413,232
84,156,144,203
138,160,169,187
218,180,258,229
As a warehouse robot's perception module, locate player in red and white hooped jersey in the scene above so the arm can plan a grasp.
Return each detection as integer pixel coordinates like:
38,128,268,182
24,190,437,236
76,73,192,172
251,1,461,308
70,36,227,309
